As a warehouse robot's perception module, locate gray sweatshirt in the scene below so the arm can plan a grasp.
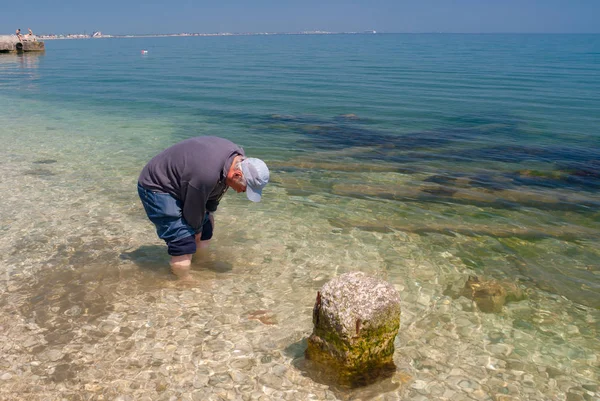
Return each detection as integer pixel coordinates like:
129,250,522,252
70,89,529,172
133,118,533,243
138,136,244,232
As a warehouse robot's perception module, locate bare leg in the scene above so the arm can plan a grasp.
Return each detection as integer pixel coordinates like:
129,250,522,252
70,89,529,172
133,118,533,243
195,233,211,249
170,254,192,280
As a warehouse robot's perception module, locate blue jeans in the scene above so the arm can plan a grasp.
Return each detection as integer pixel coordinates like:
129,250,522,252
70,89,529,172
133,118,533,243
137,183,212,256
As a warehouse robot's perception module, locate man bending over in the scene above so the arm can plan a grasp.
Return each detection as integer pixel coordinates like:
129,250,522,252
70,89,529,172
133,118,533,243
137,136,269,278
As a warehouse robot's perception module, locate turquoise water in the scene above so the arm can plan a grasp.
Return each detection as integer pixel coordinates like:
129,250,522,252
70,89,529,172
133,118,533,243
1,34,599,399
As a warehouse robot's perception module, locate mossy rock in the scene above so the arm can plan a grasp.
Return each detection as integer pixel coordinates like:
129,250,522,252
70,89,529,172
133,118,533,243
460,275,526,313
305,272,401,386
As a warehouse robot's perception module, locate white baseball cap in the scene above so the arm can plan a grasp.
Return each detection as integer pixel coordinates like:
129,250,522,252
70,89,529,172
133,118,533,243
240,158,270,202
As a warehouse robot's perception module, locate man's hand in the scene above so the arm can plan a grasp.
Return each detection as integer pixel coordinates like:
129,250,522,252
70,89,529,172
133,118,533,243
195,213,215,250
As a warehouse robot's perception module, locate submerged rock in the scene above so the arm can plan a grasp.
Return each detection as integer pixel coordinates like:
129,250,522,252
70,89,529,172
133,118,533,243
460,275,525,313
305,272,401,386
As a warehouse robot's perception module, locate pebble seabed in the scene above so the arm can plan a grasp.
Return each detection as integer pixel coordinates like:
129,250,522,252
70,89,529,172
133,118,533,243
1,219,598,401
0,114,598,401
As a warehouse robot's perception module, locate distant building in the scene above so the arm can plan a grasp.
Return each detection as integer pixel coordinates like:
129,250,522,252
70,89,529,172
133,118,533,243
92,31,102,38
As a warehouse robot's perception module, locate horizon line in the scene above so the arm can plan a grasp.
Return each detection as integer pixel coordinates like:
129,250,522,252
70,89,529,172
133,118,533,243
32,31,600,36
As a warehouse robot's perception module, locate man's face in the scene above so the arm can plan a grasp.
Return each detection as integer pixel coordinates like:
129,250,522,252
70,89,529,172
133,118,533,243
225,155,247,193
226,174,247,193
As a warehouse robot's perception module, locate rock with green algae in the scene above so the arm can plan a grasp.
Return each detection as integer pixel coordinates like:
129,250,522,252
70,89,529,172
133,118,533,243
305,272,401,386
460,275,526,313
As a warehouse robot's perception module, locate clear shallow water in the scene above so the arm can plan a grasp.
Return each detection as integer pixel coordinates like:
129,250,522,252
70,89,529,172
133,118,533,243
0,34,599,400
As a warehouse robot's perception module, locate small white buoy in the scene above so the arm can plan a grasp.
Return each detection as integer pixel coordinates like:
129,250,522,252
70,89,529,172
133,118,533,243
141,50,148,54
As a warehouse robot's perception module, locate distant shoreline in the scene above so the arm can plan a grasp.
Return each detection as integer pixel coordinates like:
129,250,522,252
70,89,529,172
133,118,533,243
32,31,600,40
37,31,379,40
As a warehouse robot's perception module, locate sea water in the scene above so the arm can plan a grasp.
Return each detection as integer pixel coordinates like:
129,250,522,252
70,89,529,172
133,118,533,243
0,34,599,400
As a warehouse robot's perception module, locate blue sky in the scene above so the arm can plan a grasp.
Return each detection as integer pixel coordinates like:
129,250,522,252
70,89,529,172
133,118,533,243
5,0,599,35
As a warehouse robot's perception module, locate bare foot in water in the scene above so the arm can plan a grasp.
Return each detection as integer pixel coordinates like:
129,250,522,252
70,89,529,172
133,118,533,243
170,265,199,285
176,273,199,286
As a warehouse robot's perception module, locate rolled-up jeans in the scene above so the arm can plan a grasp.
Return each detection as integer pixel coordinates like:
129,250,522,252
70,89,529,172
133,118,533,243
137,183,213,256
